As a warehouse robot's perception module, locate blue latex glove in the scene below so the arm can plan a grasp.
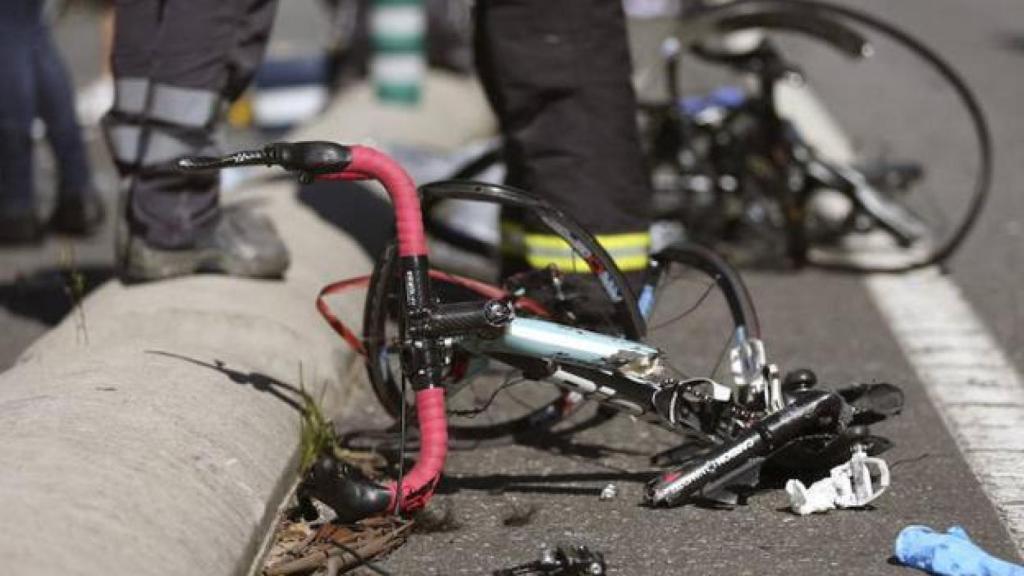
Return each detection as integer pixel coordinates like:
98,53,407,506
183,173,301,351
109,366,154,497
894,525,1024,576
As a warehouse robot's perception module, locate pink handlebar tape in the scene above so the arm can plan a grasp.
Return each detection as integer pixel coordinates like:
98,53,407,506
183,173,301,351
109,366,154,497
387,387,448,513
317,145,428,257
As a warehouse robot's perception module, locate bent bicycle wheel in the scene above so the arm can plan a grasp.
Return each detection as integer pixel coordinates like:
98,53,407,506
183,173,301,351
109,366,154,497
639,242,764,408
363,181,645,445
669,0,992,272
421,147,505,262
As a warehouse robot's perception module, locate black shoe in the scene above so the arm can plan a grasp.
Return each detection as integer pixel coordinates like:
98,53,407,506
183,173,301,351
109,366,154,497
119,205,290,282
0,213,44,245
49,193,107,236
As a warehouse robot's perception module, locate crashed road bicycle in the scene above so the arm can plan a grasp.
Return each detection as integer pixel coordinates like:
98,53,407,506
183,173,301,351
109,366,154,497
180,141,903,522
440,0,991,273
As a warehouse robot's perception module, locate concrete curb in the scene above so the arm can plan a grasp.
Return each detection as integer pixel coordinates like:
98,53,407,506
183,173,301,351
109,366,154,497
0,71,494,576
0,183,371,576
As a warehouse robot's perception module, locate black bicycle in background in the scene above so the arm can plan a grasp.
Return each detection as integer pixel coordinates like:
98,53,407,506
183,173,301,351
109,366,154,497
436,0,992,273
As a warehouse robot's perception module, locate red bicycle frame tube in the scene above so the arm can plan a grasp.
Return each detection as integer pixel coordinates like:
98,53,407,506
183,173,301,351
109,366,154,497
317,145,446,515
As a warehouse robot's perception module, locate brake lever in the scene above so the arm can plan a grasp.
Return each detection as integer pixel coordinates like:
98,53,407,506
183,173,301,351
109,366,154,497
264,141,352,175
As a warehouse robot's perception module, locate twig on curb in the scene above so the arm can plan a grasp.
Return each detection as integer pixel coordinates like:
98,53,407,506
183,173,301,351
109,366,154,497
325,555,344,576
281,529,318,559
265,521,412,576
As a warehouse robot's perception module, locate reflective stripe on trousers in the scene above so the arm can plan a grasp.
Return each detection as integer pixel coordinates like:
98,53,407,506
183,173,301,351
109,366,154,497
501,221,651,272
103,78,222,170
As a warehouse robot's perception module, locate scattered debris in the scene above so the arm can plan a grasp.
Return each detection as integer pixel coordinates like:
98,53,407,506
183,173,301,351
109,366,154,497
262,516,411,576
785,444,889,515
598,484,618,501
413,499,463,534
263,521,316,568
894,525,1024,576
493,544,606,575
302,498,338,528
264,446,410,575
502,502,539,527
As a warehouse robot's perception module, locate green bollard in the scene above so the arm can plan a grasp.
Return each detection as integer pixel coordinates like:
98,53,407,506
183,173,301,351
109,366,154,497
371,0,425,106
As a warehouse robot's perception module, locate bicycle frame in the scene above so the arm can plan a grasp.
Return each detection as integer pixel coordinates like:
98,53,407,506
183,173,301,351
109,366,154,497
178,140,884,521
467,316,693,416
459,305,764,439
293,142,776,514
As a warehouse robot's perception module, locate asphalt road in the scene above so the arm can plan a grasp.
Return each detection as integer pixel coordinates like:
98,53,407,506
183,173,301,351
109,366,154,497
854,0,1024,375
1,2,1021,575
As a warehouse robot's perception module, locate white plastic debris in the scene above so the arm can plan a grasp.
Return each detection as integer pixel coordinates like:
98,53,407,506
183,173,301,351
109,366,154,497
307,497,339,526
785,444,890,515
599,484,618,501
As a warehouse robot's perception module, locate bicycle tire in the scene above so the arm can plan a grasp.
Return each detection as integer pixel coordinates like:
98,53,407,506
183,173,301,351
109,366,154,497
641,242,763,391
422,151,504,260
650,242,761,339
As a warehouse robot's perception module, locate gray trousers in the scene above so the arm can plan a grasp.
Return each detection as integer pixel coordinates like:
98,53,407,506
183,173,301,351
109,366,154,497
104,0,277,248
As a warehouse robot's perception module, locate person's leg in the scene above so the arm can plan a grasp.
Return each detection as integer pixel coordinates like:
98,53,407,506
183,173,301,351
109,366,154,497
35,26,91,196
225,0,279,102
475,0,653,288
0,0,42,241
104,0,286,279
34,20,107,234
106,0,235,249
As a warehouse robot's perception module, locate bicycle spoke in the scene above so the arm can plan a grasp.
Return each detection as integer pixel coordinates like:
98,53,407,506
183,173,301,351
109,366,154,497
650,276,718,331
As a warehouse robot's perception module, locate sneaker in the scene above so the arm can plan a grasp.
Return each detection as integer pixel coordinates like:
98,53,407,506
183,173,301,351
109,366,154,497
49,193,107,236
0,213,44,245
119,205,290,282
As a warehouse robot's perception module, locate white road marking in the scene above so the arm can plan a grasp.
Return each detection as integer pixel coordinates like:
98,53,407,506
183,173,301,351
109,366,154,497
867,269,1024,555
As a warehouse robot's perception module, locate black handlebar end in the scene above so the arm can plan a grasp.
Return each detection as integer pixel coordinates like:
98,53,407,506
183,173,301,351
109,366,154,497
176,141,353,176
176,155,220,171
176,149,270,172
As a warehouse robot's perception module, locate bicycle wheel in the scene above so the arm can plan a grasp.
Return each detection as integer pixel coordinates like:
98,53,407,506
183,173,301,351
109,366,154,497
639,242,765,406
669,0,992,272
421,145,505,261
363,180,645,444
